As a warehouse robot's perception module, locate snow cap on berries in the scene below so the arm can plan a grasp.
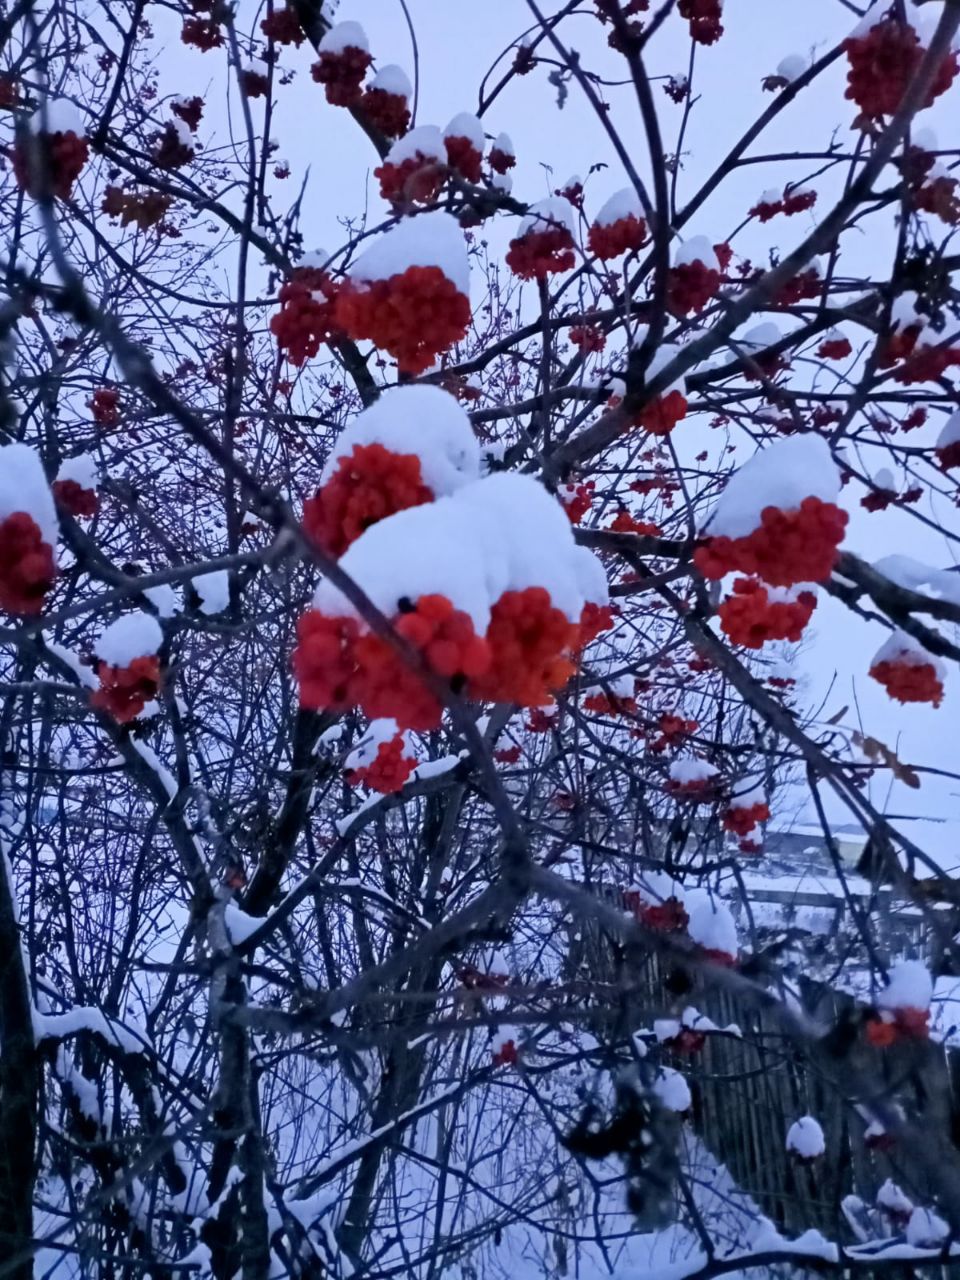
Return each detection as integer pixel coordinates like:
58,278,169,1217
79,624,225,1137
321,385,481,498
348,209,470,296
877,959,933,1014
95,613,163,666
704,435,841,539
786,1116,825,1159
0,443,58,544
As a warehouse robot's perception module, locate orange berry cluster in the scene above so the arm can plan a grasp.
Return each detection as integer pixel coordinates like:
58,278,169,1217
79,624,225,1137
472,588,577,707
869,657,944,707
303,444,434,557
667,259,721,315
677,0,724,44
865,1006,929,1047
0,513,56,615
260,6,305,46
694,497,848,587
506,228,576,281
53,479,98,519
346,735,416,794
311,46,373,107
718,578,817,648
270,268,340,367
90,656,161,723
335,266,471,375
636,389,688,436
13,129,89,200
844,18,957,121
374,153,445,204
89,387,120,426
362,88,410,138
444,135,483,183
587,214,647,260
722,800,770,837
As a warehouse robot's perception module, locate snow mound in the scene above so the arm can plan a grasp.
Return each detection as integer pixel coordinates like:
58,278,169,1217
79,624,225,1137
786,1115,825,1158
518,196,576,238
95,613,163,666
385,124,445,167
319,20,369,53
705,435,841,538
594,187,643,227
322,385,480,497
877,959,933,1012
0,443,58,544
443,112,484,148
349,210,470,295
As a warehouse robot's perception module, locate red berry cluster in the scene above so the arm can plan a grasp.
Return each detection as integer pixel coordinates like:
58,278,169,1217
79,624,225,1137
445,135,483,183
270,267,340,366
817,335,852,360
583,689,637,717
664,76,689,103
0,75,19,108
90,656,161,723
181,17,223,50
90,387,120,426
667,260,721,315
303,443,434,557
560,481,594,524
361,88,410,138
865,1007,929,1047
750,188,817,221
666,773,719,802
374,153,445,204
154,122,194,170
609,512,662,536
694,497,848,587
335,266,471,375
311,46,373,107
717,578,817,648
13,130,89,201
774,268,822,307
240,69,270,99
650,714,697,752
938,439,960,471
260,6,305,45
624,888,689,933
492,1036,518,1067
472,588,576,707
891,342,960,385
579,601,614,647
0,513,56,615
587,214,647,260
526,708,557,732
844,18,957,121
677,0,724,44
661,1026,706,1055
494,744,521,764
915,174,960,225
506,228,576,281
346,735,416,793
637,389,688,436
568,325,606,353
53,479,99,519
171,96,204,131
488,146,515,175
750,195,782,223
869,656,944,707
293,611,363,712
102,186,173,231
723,799,770,837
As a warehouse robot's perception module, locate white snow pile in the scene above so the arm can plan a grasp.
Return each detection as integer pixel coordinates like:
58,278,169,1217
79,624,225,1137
321,385,480,497
345,718,413,771
384,124,445,168
873,553,960,607
56,453,98,490
143,583,181,618
312,472,607,632
686,890,738,958
0,443,58,543
369,65,411,98
739,321,781,350
594,187,643,226
775,53,810,82
490,131,514,158
877,959,933,1012
704,434,841,538
674,235,720,271
728,780,767,811
938,410,960,451
668,757,719,785
645,341,686,398
318,20,369,54
877,1178,914,1218
490,170,512,194
95,613,163,666
651,1067,691,1113
517,196,576,239
29,98,84,136
786,1115,825,1159
907,1207,950,1249
349,210,469,295
443,112,484,148
871,629,945,679
193,569,230,615
890,291,928,334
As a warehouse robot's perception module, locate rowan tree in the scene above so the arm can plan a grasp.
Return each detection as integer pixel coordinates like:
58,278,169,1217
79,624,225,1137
2,1,960,1277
